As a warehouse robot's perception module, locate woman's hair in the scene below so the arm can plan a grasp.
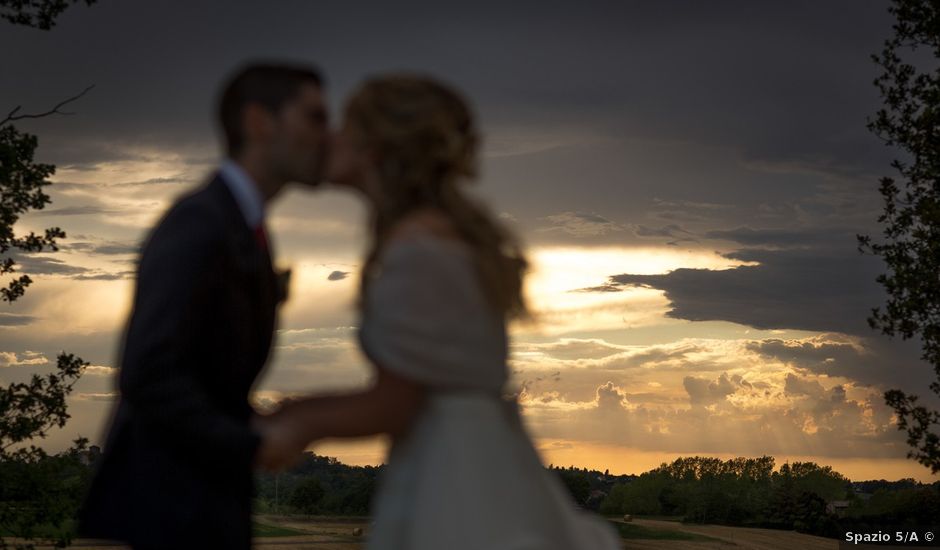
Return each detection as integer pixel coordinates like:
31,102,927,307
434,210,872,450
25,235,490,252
347,74,528,319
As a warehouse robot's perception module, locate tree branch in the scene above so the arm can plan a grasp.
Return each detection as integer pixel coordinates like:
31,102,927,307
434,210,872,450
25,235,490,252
0,85,94,127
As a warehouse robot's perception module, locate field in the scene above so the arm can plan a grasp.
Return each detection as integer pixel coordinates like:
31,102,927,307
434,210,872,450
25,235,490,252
47,515,849,549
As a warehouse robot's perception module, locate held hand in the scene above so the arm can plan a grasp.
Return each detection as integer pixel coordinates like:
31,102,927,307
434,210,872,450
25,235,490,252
252,408,306,471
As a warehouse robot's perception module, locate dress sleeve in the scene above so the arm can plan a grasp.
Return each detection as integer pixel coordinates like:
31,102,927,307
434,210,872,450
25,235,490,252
358,237,507,391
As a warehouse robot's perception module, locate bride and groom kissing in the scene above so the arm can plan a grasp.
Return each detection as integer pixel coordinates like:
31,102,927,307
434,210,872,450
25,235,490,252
79,62,619,550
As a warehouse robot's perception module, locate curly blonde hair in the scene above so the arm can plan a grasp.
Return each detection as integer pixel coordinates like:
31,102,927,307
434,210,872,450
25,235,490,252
347,74,528,319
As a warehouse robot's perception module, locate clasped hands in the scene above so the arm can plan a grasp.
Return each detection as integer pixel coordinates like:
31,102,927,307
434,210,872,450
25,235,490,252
253,400,309,471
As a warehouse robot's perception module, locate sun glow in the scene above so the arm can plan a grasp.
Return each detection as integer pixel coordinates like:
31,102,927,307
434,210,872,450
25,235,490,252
519,246,752,335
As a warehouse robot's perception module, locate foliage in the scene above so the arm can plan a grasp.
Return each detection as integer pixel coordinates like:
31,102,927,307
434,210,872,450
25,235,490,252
0,0,95,30
859,0,940,473
0,125,64,302
0,353,87,454
255,453,381,516
597,456,849,537
0,8,94,545
840,484,940,535
0,440,92,548
0,82,93,304
554,467,591,506
287,477,325,515
0,351,89,549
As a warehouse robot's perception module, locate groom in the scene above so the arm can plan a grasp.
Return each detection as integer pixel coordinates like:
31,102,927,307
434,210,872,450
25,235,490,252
80,63,328,549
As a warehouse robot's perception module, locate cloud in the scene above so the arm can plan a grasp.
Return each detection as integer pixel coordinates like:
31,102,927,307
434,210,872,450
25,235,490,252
32,205,121,217
66,240,139,256
110,176,192,187
75,392,119,402
12,255,87,276
747,335,932,395
0,313,37,327
683,373,740,406
705,226,849,248
784,372,826,397
521,375,905,459
540,212,624,237
84,365,117,376
11,254,134,281
327,270,350,281
595,381,629,410
588,245,883,336
515,338,627,361
0,351,50,368
71,271,135,281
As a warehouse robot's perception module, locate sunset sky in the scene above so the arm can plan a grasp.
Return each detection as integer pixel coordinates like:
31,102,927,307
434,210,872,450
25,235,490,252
2,1,938,482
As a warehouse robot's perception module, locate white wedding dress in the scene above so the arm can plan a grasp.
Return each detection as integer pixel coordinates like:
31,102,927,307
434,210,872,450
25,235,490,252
359,234,620,550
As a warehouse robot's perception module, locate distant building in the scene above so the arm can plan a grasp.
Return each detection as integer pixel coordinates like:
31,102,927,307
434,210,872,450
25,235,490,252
826,500,850,516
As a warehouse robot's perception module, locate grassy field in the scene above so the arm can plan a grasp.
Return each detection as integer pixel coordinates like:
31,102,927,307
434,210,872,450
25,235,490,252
251,521,308,537
30,514,845,549
609,520,726,542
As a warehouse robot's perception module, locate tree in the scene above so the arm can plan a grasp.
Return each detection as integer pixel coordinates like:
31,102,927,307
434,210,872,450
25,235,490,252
0,0,95,30
554,467,591,506
288,477,325,515
1,86,91,302
0,5,95,547
859,0,940,474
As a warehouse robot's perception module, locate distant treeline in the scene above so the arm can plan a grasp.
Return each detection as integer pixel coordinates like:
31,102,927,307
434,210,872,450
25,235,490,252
6,447,935,541
254,454,380,516
594,456,939,538
255,453,940,539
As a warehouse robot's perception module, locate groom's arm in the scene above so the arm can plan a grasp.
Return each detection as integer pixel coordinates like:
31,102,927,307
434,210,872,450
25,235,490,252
119,200,260,471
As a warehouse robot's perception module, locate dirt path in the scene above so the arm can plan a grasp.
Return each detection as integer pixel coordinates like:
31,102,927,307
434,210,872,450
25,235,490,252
628,519,839,550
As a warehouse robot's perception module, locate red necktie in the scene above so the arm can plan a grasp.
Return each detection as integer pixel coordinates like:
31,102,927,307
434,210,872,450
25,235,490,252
255,223,269,252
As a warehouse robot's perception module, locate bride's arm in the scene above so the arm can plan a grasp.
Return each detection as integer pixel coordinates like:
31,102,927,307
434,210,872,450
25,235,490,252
270,367,425,444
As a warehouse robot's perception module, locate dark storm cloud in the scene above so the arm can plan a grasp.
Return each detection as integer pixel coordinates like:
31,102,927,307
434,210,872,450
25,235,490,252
578,221,879,336
0,1,895,180
749,336,933,395
606,248,880,335
705,226,853,248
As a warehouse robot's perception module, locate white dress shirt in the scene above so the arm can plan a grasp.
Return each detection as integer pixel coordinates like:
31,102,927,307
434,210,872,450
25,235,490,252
218,159,265,229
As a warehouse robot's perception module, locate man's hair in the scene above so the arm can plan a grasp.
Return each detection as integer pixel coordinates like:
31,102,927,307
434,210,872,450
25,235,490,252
218,63,323,157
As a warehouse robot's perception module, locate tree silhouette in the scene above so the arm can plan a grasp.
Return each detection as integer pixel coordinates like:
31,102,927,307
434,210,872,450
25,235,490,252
0,0,95,30
0,4,96,547
1,86,92,302
859,0,940,474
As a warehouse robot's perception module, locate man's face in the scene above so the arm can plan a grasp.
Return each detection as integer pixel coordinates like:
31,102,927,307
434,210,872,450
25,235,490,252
269,83,329,187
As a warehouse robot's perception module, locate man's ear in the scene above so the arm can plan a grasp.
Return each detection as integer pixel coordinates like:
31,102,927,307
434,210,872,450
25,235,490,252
242,103,275,147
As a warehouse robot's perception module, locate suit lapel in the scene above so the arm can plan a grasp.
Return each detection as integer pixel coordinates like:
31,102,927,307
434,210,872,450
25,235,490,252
208,176,279,370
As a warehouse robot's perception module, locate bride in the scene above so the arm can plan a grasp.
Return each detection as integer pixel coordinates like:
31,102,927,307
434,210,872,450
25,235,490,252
265,74,620,550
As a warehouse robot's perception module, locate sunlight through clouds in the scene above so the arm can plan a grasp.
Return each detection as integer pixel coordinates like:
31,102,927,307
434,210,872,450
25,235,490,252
519,246,754,335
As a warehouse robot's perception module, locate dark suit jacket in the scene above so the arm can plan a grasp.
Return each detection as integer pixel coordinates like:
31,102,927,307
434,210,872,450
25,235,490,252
80,175,280,549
